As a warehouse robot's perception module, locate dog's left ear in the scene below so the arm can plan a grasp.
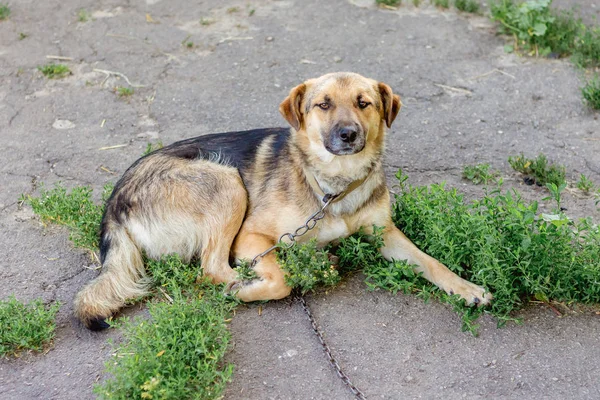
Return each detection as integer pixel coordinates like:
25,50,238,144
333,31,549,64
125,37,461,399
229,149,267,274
279,83,307,131
377,82,402,128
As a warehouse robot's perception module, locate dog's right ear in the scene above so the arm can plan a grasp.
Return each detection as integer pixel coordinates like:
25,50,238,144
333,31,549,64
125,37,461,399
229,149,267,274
279,83,306,131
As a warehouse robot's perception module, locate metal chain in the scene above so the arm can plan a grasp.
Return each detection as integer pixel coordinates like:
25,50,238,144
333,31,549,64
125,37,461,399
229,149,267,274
247,192,367,399
297,294,367,400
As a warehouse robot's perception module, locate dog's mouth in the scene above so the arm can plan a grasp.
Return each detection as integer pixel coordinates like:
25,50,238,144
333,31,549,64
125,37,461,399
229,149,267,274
324,142,366,156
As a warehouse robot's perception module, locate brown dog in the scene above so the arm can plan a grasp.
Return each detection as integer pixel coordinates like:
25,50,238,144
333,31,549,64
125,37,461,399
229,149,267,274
74,72,492,330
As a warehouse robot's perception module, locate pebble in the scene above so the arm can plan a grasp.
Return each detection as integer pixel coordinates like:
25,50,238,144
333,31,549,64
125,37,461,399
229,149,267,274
52,119,76,130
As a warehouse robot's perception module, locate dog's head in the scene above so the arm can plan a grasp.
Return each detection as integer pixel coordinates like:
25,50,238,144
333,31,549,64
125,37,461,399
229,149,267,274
279,72,401,157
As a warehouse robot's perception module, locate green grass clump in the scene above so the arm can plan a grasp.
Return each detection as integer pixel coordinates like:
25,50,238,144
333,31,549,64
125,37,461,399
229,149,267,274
78,8,90,22
0,3,10,20
577,174,595,193
142,141,164,156
433,0,450,8
95,256,234,400
0,296,60,357
508,153,566,187
390,170,600,330
21,184,111,250
376,0,401,6
462,164,498,184
490,0,600,67
454,0,479,13
38,63,71,79
278,239,341,293
116,86,134,97
581,76,600,110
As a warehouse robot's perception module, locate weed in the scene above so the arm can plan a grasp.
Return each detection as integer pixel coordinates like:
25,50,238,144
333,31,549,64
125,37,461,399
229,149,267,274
21,184,109,250
227,7,239,13
376,0,401,7
186,41,194,48
0,296,60,357
455,0,480,13
38,63,71,79
249,8,256,16
490,0,600,67
577,174,595,193
278,239,340,293
413,0,421,6
508,153,566,187
234,258,259,281
462,164,498,184
18,32,28,40
96,257,235,399
78,8,90,22
390,169,600,332
0,3,9,20
142,141,164,156
581,76,600,110
200,17,214,26
116,86,134,97
433,0,450,8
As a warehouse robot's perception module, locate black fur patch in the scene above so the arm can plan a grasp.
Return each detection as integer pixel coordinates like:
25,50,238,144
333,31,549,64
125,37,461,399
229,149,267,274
88,318,111,331
99,233,111,264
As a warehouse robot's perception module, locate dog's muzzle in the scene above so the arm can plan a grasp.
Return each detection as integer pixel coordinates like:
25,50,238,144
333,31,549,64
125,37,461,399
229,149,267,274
324,124,365,155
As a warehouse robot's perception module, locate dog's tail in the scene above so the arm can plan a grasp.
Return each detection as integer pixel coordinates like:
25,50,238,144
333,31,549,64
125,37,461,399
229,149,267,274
74,222,149,330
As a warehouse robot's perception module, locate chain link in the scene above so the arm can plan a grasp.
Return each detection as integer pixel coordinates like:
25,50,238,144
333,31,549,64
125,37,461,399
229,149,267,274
247,193,367,399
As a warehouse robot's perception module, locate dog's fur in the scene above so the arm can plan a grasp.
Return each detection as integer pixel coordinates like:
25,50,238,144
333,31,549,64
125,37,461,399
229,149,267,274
75,72,491,330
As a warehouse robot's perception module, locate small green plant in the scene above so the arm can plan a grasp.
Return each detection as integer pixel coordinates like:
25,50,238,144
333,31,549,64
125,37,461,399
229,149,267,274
278,239,340,293
508,153,566,187
582,76,600,110
21,184,111,250
0,3,10,20
185,41,194,48
462,164,498,184
248,8,256,16
0,296,60,357
96,256,235,400
77,8,90,22
142,141,164,156
116,86,134,97
412,0,421,6
577,174,595,193
38,63,71,79
18,32,28,40
200,17,214,26
433,0,450,8
490,0,600,67
226,6,239,13
234,258,259,281
455,0,479,13
376,0,401,6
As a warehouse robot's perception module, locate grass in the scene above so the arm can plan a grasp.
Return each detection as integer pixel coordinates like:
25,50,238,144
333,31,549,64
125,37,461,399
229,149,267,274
490,0,600,68
142,141,164,156
581,76,600,110
0,3,9,20
376,0,401,6
508,153,566,187
433,0,450,9
577,174,595,193
116,86,134,97
0,296,60,357
38,63,71,79
462,163,498,184
454,0,480,13
200,17,214,26
23,185,234,399
78,8,90,22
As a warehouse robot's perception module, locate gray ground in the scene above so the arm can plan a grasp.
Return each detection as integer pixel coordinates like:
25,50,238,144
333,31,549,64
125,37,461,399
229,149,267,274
1,0,599,399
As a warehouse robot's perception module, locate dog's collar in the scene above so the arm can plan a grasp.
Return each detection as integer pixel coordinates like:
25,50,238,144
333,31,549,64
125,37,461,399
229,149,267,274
303,167,374,204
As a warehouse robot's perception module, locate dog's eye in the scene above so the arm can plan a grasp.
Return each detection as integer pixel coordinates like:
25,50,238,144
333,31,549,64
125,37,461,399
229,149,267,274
358,101,370,109
317,103,330,110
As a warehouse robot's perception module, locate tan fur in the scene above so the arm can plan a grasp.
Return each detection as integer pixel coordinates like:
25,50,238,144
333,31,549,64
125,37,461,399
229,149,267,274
74,72,491,328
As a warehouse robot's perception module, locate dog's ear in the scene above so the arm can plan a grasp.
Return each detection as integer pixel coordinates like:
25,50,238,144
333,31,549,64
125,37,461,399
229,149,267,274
377,82,402,128
279,83,307,131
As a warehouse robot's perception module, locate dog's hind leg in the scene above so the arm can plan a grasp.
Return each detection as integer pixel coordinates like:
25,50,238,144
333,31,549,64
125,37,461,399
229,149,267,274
74,223,149,330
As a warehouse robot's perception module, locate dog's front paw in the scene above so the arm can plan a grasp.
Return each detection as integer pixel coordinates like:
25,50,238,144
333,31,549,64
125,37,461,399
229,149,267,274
446,278,492,306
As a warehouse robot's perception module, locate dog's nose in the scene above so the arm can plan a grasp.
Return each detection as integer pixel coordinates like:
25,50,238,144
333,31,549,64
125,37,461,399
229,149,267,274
339,127,358,143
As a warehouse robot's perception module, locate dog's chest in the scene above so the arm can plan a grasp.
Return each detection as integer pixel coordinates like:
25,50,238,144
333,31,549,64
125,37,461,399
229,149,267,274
313,218,350,245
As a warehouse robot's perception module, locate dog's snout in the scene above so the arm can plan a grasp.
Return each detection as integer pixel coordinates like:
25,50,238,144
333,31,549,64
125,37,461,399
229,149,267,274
339,127,358,143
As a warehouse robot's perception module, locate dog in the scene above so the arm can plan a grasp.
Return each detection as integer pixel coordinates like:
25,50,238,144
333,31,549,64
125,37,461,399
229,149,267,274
74,72,492,330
